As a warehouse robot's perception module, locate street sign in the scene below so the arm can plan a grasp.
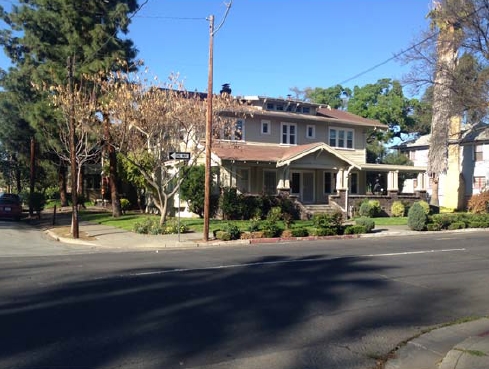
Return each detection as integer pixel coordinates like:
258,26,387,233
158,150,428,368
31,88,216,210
169,152,191,160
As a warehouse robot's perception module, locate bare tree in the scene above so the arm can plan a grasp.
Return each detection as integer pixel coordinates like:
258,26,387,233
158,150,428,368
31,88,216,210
102,71,247,225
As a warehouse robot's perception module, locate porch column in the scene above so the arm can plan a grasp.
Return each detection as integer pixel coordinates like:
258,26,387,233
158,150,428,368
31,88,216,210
336,168,346,191
416,172,427,191
277,166,290,192
387,170,399,192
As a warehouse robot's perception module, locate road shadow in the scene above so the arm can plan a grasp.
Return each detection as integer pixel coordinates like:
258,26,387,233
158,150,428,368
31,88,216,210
0,253,457,369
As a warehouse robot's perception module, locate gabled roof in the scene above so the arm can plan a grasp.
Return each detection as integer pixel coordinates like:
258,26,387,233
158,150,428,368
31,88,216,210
276,142,359,168
460,122,489,143
211,141,358,168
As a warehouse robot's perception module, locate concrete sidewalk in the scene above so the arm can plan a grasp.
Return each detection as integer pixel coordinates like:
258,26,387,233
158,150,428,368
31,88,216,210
385,318,489,369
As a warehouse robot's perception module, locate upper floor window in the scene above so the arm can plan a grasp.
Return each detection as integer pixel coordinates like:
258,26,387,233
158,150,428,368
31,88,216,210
329,127,353,149
281,122,296,145
306,125,315,139
261,120,271,135
302,107,310,114
474,144,483,161
473,176,486,190
219,119,244,141
266,102,274,110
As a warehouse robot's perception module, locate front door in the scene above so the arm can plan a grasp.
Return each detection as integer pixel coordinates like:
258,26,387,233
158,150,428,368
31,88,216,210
291,171,315,203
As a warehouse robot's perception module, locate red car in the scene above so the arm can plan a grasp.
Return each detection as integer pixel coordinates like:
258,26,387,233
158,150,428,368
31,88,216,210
0,193,23,221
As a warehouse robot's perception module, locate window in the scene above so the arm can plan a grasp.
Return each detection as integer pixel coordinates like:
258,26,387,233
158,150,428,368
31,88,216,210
266,103,274,110
329,127,354,149
263,170,277,195
221,119,244,141
261,120,271,135
350,173,358,194
276,104,284,111
329,129,336,146
281,123,297,145
473,176,486,190
302,107,310,114
324,172,333,194
291,173,300,194
474,144,483,161
306,125,315,139
237,168,250,193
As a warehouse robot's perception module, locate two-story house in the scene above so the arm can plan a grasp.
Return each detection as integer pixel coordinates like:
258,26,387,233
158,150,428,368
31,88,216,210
396,122,489,209
205,95,427,216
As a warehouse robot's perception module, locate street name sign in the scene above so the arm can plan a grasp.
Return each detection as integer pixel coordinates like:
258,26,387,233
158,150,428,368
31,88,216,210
169,152,191,160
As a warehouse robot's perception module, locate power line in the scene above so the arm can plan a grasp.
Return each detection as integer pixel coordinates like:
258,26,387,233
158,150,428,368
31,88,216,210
336,3,484,86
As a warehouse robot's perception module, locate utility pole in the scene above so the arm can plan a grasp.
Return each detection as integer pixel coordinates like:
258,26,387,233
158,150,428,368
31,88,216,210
67,56,79,239
203,14,214,242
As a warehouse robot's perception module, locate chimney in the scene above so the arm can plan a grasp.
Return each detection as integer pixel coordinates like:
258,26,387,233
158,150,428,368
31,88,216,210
220,83,232,96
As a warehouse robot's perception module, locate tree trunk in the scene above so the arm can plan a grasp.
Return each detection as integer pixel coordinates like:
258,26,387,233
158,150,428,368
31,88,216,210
58,164,68,207
431,175,440,207
103,113,121,217
428,1,463,206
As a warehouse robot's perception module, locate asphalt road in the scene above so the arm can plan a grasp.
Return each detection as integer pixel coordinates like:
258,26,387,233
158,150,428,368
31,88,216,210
1,221,489,369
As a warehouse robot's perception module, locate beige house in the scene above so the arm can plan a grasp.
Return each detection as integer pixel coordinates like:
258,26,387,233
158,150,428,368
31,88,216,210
207,95,427,216
396,122,489,209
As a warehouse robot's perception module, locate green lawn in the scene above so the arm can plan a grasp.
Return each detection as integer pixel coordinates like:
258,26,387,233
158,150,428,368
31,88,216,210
80,210,407,233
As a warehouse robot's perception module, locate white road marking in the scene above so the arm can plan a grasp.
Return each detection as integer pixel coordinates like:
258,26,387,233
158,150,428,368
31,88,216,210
128,248,467,277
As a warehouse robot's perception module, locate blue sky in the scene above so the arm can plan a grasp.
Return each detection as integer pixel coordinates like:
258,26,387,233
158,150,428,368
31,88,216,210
0,0,433,98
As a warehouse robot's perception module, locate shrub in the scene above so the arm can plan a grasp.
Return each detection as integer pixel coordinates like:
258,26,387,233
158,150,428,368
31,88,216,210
162,219,189,234
418,200,430,215
344,225,367,234
133,218,162,234
120,198,131,214
290,228,309,237
247,218,261,232
223,223,241,240
358,201,374,217
312,212,342,227
309,227,337,236
427,223,442,231
368,200,381,216
408,202,427,231
180,165,220,218
355,217,375,233
391,201,406,217
467,191,489,214
215,231,231,241
448,221,465,230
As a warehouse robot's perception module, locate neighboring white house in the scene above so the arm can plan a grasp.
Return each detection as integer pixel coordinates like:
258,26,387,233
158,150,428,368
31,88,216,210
396,122,489,209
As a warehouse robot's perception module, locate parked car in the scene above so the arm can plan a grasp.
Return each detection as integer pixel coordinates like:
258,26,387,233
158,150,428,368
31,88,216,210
0,193,23,221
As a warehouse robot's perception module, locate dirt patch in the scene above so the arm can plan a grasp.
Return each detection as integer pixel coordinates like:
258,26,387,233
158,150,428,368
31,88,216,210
48,226,96,241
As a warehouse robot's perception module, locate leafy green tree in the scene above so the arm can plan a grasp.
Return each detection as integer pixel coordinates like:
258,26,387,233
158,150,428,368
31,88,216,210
0,0,142,230
305,85,352,109
180,165,219,218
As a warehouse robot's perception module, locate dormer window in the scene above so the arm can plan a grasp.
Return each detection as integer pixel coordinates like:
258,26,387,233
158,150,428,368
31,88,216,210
276,104,284,111
302,107,310,114
266,102,274,110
